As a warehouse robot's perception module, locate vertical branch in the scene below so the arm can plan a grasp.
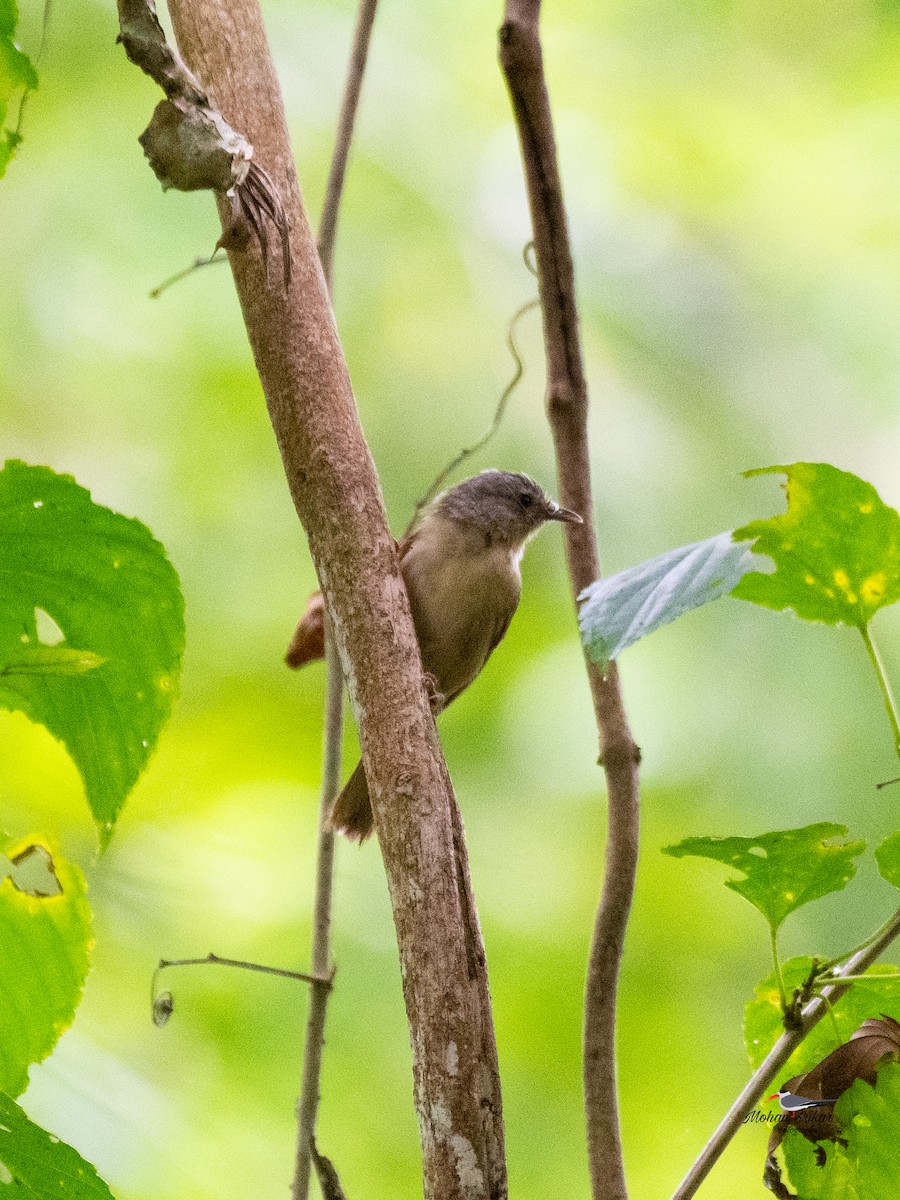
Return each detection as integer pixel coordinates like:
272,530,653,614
317,0,378,290
498,4,641,1200
292,626,342,1200
293,7,378,1196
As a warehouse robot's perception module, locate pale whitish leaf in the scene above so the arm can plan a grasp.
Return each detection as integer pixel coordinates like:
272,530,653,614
578,531,760,670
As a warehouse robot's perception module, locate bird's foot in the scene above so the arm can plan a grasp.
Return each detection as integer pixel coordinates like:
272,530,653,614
423,672,445,714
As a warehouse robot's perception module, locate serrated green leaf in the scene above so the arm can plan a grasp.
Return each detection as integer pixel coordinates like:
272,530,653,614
0,1093,114,1198
732,463,900,628
0,646,105,678
0,0,37,182
782,1128,859,1200
745,958,900,1074
578,532,759,670
875,831,900,891
0,836,92,1097
0,461,184,843
663,823,864,932
839,1063,900,1194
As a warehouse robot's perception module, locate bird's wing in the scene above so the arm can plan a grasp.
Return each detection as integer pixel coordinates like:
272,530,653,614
440,601,516,709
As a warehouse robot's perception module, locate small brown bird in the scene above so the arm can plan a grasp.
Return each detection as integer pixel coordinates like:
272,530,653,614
287,470,581,840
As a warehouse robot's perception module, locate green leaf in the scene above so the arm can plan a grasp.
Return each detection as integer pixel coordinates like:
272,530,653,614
732,463,900,628
0,1093,114,1198
578,532,759,670
0,0,20,38
782,1128,859,1200
663,823,864,932
782,1065,900,1198
745,958,900,1074
875,831,900,891
0,836,92,1097
840,1063,900,1195
0,647,105,678
0,461,184,843
0,0,37,182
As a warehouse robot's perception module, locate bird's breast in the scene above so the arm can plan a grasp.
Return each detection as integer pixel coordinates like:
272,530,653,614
401,522,522,702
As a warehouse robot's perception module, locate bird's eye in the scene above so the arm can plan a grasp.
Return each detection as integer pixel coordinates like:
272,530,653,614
519,493,533,508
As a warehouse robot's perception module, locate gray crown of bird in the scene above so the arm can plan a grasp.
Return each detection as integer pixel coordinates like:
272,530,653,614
324,469,581,840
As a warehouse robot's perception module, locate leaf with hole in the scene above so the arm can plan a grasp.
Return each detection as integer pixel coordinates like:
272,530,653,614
0,836,92,1097
663,823,865,933
732,463,900,628
0,461,184,844
1,843,62,897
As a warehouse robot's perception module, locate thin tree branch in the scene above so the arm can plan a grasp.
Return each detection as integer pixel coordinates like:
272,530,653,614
671,905,900,1200
316,0,378,291
154,951,330,985
149,250,226,298
153,1,506,1195
404,291,540,538
149,952,332,1027
293,623,343,1200
499,5,641,1200
293,9,377,1193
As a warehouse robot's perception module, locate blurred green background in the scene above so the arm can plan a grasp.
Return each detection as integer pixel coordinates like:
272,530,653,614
3,0,900,1196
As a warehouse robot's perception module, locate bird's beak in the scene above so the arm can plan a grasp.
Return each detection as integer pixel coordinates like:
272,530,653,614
767,1094,779,1102
548,504,582,524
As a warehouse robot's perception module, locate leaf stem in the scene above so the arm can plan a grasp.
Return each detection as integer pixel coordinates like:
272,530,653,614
860,623,900,758
771,926,788,1013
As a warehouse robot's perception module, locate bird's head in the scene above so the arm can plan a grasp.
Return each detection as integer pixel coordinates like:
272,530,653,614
435,470,581,549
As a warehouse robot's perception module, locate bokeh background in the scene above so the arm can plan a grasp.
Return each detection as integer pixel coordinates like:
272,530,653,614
3,0,900,1196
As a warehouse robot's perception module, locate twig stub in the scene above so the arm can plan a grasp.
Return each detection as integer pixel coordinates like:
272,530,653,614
116,0,291,286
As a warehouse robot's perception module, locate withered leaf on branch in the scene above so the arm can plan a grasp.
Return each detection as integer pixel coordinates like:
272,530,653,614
116,0,290,285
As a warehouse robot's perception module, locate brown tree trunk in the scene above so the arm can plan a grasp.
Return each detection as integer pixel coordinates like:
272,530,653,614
161,1,506,1194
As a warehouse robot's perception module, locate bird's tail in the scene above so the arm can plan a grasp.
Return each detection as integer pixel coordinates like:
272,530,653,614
327,760,374,842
